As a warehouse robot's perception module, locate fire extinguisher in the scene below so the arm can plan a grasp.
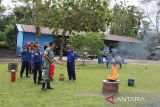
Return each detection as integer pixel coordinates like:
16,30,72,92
49,63,55,78
11,69,16,82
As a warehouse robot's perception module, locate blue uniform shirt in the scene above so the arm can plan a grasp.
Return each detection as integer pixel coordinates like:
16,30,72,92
67,50,78,62
21,48,30,62
108,55,112,63
32,51,42,63
31,49,35,64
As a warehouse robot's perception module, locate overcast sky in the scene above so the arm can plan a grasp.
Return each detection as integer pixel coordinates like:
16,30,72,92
110,0,139,7
2,0,140,8
2,0,157,29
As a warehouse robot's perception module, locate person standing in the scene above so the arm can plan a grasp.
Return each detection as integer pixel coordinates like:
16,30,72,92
29,43,35,74
20,42,31,78
41,42,62,91
105,55,109,69
66,46,78,81
115,55,122,69
106,54,112,68
32,44,43,84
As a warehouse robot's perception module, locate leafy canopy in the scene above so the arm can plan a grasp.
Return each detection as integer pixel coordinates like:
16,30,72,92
110,2,144,37
69,32,104,56
49,0,111,34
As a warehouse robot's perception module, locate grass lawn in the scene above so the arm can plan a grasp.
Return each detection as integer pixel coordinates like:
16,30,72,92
0,63,160,107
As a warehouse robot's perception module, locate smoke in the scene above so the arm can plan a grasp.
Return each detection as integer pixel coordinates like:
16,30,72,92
117,43,146,59
117,31,160,59
117,37,152,59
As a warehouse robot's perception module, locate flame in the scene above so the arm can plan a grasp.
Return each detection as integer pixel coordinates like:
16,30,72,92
107,65,119,81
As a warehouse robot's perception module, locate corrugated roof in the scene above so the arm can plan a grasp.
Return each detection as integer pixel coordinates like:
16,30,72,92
16,24,52,35
105,35,143,44
16,24,85,36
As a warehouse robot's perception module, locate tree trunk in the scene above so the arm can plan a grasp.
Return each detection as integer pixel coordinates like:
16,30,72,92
59,30,66,60
82,56,86,66
35,33,38,44
35,25,39,44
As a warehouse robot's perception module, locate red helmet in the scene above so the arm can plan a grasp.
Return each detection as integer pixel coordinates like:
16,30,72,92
30,42,35,48
36,44,41,48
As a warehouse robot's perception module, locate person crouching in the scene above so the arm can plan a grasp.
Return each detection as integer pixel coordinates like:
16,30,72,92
32,44,43,84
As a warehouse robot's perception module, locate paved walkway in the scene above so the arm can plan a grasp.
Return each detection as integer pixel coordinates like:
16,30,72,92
126,59,160,64
0,57,159,64
0,57,98,64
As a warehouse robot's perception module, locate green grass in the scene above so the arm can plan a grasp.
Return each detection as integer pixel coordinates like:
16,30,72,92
0,63,160,107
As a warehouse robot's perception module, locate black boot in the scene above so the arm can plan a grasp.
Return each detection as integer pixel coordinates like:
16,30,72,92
33,77,37,84
47,81,53,90
38,80,42,84
26,76,30,78
20,74,22,78
50,78,53,81
34,80,37,84
41,82,46,91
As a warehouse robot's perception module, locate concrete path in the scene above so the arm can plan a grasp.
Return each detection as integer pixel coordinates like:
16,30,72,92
0,57,160,64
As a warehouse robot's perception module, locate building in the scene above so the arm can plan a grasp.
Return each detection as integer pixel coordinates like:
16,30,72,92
16,24,85,56
105,35,143,44
104,35,144,58
16,24,54,54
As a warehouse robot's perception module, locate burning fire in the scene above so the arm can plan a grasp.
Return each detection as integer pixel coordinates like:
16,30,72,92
107,64,119,81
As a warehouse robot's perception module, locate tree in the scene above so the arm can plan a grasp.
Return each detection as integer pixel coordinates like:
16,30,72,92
0,14,16,45
3,24,15,46
0,2,7,44
140,0,160,43
13,6,33,24
110,2,144,37
69,32,104,65
10,0,111,60
0,0,46,45
0,11,16,45
0,3,5,18
48,0,111,60
13,0,50,43
0,5,5,27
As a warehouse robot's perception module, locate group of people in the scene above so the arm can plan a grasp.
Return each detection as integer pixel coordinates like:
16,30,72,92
20,41,78,91
105,54,123,69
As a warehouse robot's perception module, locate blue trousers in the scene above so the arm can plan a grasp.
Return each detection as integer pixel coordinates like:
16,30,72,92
67,61,76,80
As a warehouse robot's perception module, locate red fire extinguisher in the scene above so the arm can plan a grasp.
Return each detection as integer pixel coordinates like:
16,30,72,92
11,69,16,82
49,63,55,78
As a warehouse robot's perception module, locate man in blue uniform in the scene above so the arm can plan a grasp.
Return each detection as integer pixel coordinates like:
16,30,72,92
20,42,31,78
32,44,42,84
66,46,78,80
29,42,35,74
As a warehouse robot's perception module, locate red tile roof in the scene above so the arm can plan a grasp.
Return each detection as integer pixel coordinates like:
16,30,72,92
105,35,143,44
